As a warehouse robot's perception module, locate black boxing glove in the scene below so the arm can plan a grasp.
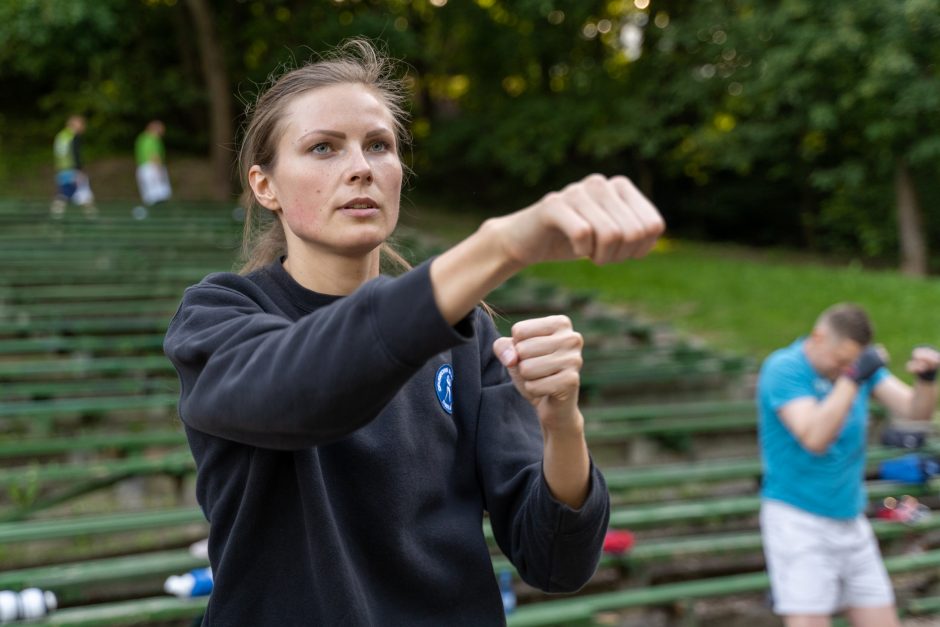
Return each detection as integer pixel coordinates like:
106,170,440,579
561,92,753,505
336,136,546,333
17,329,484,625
843,345,885,384
915,345,938,382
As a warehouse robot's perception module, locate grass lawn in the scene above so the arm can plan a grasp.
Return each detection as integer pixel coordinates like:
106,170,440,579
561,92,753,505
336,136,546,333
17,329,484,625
525,239,940,376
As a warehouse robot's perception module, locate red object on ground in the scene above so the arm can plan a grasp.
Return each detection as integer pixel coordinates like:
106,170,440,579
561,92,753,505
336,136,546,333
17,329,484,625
876,495,930,523
602,529,635,554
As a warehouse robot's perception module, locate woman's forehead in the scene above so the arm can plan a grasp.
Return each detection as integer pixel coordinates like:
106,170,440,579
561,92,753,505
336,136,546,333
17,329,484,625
283,84,395,133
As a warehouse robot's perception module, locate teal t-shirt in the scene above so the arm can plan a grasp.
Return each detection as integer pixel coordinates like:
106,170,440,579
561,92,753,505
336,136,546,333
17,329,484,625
757,338,887,519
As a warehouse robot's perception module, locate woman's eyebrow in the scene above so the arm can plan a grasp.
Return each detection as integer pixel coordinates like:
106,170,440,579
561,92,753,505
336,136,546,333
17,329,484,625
294,128,392,145
295,129,345,145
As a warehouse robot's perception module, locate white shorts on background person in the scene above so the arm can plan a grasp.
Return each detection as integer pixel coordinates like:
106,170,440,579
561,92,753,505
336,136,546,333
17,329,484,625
760,498,895,616
136,162,172,206
73,172,95,206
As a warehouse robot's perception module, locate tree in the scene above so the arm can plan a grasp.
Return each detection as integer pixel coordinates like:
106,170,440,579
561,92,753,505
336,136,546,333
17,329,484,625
184,0,233,200
673,0,940,274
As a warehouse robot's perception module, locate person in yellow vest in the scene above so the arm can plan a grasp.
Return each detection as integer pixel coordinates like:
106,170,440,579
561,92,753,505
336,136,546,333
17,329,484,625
135,120,172,212
51,114,96,218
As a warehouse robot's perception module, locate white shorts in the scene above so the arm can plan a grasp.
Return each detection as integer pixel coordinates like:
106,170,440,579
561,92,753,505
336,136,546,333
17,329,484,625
760,499,895,615
136,163,172,206
73,172,95,205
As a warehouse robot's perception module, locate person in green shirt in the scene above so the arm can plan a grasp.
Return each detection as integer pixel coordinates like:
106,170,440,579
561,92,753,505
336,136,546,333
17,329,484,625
51,114,97,218
135,120,172,208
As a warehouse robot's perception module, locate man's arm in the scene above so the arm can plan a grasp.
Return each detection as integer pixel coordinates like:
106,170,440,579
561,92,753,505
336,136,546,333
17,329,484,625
777,380,861,453
777,345,885,453
873,346,940,421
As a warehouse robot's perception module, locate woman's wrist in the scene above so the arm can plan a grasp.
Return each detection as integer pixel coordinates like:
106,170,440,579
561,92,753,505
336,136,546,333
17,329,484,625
477,216,527,272
429,219,524,324
541,408,586,442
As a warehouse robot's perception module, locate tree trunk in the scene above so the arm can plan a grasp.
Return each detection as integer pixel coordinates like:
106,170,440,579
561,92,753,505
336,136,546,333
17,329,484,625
172,6,204,133
184,0,233,200
895,157,927,276
634,156,654,201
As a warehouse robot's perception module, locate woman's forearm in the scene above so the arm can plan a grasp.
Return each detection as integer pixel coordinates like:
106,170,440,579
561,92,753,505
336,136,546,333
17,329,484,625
429,218,521,325
541,412,591,509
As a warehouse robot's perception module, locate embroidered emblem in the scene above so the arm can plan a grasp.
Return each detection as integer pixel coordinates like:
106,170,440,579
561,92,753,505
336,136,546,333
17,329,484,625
435,364,454,415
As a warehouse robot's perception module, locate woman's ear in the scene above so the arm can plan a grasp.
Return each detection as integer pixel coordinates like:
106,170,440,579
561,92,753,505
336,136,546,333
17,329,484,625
248,165,280,211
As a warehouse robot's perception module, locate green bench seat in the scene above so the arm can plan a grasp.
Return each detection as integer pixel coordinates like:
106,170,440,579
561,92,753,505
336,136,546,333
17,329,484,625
3,378,176,400
16,594,209,626
14,549,940,626
0,317,169,336
4,299,181,318
505,549,940,627
602,444,936,493
0,451,194,490
0,507,205,545
0,549,208,605
0,430,186,459
0,393,179,420
2,284,187,303
0,356,175,379
0,334,167,356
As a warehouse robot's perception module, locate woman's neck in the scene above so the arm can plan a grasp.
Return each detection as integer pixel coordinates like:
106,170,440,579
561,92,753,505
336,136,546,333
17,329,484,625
282,245,381,296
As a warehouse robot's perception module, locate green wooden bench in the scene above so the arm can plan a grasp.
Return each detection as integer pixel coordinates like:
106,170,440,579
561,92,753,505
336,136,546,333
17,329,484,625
0,334,167,356
16,595,209,626
7,511,937,614
2,284,189,303
0,452,194,521
602,443,937,495
0,430,186,460
491,506,940,585
0,317,169,336
0,549,208,605
0,450,194,491
13,548,938,627
0,268,211,288
4,299,182,318
0,394,179,421
0,507,205,546
4,378,176,401
0,356,176,379
484,478,939,550
504,549,940,627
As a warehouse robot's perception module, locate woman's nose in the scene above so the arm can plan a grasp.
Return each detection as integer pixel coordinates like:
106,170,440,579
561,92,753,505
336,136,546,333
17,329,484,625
346,149,373,184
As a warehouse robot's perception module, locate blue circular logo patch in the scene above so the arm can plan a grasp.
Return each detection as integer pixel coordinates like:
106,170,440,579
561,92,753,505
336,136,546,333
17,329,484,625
435,364,454,415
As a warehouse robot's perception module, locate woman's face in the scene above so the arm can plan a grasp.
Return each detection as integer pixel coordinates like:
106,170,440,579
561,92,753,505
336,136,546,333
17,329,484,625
251,83,403,260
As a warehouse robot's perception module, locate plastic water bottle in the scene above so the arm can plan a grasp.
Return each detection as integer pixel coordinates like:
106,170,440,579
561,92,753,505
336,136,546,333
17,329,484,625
0,588,57,623
499,570,516,615
164,567,213,598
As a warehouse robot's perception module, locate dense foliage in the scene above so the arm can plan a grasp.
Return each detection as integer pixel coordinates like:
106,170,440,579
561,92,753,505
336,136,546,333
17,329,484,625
2,0,938,269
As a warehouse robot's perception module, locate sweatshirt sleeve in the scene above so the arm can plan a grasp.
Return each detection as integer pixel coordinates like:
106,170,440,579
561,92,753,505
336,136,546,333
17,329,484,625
474,315,610,593
164,260,473,450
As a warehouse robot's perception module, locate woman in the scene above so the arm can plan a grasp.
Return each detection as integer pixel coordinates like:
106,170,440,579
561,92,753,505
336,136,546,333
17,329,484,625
164,39,663,626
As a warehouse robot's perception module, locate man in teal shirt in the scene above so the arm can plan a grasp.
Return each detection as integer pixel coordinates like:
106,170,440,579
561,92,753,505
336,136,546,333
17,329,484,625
758,303,939,627
135,120,172,208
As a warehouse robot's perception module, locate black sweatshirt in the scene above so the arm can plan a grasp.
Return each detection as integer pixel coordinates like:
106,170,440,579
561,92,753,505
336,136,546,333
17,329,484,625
164,257,610,627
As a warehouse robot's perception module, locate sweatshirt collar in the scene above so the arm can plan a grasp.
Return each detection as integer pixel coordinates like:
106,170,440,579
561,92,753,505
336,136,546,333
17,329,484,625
261,256,345,314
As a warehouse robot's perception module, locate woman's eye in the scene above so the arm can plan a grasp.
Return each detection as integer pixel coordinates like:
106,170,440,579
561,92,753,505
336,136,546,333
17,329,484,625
368,140,390,152
310,143,331,154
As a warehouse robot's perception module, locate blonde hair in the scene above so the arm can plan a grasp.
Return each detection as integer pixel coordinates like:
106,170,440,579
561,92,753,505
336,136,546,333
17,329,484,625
237,38,412,275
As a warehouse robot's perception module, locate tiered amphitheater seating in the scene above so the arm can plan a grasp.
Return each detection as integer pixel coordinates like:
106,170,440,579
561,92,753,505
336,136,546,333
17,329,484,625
0,200,936,626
